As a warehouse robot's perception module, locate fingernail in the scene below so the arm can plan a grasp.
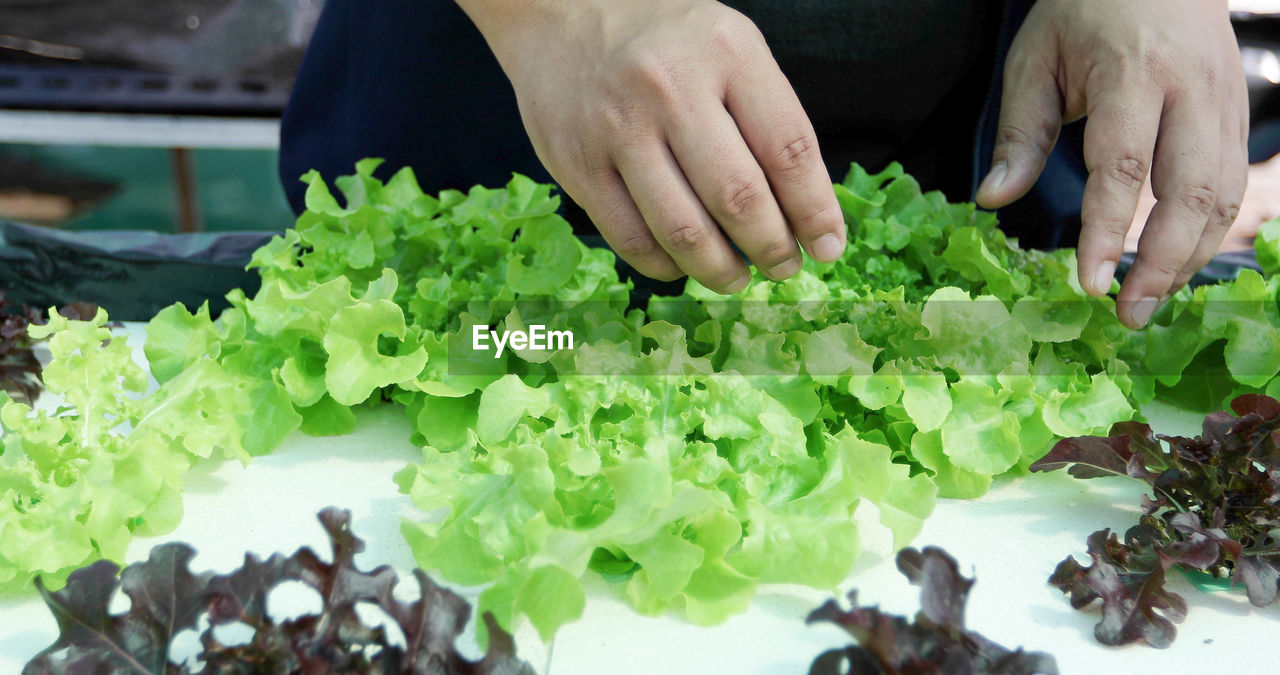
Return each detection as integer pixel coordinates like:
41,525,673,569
979,161,1007,196
767,257,802,280
1129,296,1160,328
810,233,845,262
723,271,751,294
1092,261,1116,295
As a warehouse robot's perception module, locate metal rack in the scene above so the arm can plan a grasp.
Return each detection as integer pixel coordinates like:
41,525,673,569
0,63,290,115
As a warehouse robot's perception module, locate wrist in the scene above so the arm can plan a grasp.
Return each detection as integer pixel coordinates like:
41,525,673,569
453,0,566,65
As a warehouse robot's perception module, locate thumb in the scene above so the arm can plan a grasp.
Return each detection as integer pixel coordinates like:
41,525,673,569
976,39,1064,209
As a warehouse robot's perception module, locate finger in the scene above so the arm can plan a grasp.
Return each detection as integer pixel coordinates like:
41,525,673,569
1077,87,1163,298
725,60,845,263
567,166,683,282
976,32,1063,209
667,99,802,280
1169,111,1247,291
613,142,751,293
1121,95,1221,328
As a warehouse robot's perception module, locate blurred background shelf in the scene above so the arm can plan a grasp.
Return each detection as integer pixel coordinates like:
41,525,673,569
0,142,289,234
0,0,320,234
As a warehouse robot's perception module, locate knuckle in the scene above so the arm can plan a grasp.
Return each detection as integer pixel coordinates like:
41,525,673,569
1179,256,1210,280
1138,46,1178,85
650,268,685,282
1138,43,1221,98
1201,63,1218,96
714,174,767,219
1138,255,1187,280
996,119,1056,157
1081,207,1133,238
598,101,642,141
704,267,746,293
1214,200,1241,225
708,10,765,56
768,134,819,175
1099,155,1149,192
612,229,661,259
664,220,714,254
1176,183,1217,217
564,140,594,177
616,46,680,104
754,237,797,266
599,100,625,129
579,163,614,190
790,200,844,235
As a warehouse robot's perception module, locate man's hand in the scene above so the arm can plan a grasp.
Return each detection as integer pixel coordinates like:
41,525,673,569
456,0,846,293
976,0,1249,328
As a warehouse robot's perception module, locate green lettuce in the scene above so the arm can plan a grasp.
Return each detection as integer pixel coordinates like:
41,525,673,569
7,159,1276,646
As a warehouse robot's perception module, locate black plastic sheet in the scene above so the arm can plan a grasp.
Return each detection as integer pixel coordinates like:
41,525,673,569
1117,248,1262,289
0,220,1262,323
0,221,272,320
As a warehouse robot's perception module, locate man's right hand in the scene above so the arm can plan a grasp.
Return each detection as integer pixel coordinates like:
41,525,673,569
456,0,846,293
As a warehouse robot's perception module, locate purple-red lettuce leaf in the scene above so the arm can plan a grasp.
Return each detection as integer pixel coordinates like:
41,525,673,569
0,293,97,405
24,507,532,675
807,546,1058,674
1036,394,1280,647
1046,528,1187,648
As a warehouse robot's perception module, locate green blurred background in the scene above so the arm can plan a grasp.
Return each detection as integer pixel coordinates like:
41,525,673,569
0,144,294,232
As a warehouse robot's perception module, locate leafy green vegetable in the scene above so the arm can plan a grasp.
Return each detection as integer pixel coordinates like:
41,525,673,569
1255,216,1280,277
0,294,97,405
23,507,532,674
8,158,1279,645
0,161,1126,635
387,162,1145,637
0,309,188,591
1031,394,1280,647
0,300,311,590
1136,261,1280,411
807,546,1058,674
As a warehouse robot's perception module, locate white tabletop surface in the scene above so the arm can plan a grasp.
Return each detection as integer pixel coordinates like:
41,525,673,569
1,325,1273,674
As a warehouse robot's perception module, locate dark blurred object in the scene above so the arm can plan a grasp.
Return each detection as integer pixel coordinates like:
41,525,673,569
0,288,44,405
1118,248,1262,289
0,220,274,320
0,155,117,225
0,0,323,115
1234,12,1280,162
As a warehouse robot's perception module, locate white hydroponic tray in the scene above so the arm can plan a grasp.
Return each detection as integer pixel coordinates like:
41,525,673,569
0,325,1273,674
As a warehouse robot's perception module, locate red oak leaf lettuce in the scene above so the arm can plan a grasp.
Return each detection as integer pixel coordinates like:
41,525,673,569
23,507,532,675
1031,394,1280,647
807,546,1058,674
